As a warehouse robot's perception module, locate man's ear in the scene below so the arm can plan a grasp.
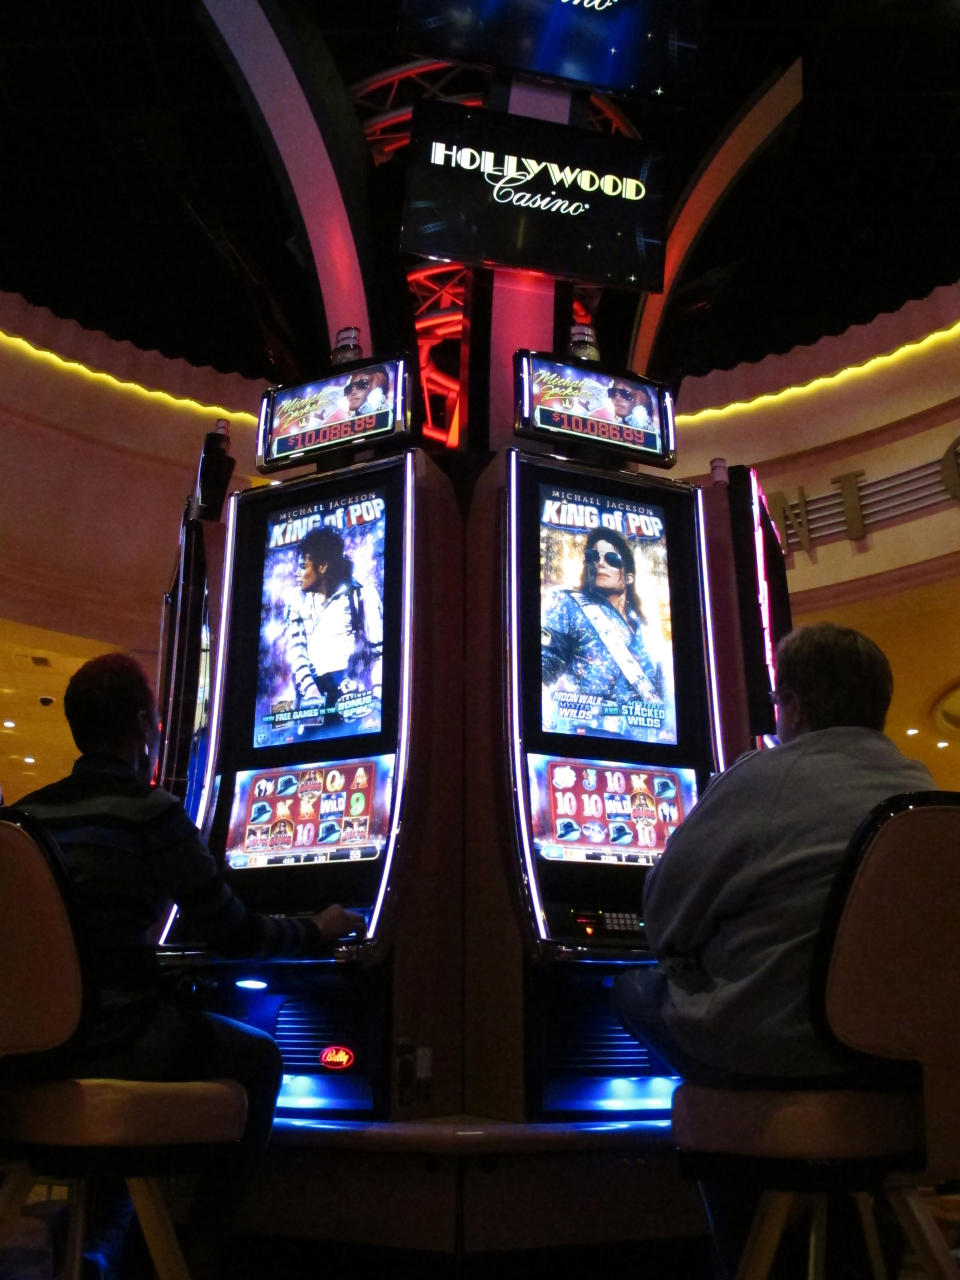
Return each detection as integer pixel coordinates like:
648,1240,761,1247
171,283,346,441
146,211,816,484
779,689,804,735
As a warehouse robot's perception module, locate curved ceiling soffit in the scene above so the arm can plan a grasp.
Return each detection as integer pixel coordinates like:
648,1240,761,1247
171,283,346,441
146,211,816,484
630,59,804,378
201,0,372,360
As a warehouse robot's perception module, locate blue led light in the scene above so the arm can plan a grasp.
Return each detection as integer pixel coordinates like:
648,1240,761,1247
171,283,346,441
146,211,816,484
542,1075,680,1114
277,1073,373,1113
235,978,268,990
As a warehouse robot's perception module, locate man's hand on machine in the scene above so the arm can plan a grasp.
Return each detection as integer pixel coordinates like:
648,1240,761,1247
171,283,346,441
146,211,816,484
312,904,367,945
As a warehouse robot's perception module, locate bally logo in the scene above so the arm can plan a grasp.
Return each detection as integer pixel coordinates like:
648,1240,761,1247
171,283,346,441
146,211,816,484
319,1045,355,1070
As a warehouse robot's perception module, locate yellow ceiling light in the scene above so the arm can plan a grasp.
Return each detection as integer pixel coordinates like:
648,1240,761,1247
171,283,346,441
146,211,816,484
0,326,259,425
677,315,960,427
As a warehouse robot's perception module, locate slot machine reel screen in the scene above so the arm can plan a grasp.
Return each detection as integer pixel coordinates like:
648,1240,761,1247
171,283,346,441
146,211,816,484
515,351,676,469
257,358,409,473
527,753,698,871
224,756,395,874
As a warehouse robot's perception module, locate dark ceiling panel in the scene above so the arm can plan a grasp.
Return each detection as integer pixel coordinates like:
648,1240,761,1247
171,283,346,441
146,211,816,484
0,0,958,385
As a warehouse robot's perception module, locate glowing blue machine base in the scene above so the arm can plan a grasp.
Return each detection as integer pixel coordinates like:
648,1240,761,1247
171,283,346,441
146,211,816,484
277,1073,374,1114
541,1074,680,1115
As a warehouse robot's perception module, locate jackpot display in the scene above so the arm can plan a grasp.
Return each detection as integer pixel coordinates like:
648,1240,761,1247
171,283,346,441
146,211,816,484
538,481,677,745
516,351,676,467
255,488,386,747
257,359,408,472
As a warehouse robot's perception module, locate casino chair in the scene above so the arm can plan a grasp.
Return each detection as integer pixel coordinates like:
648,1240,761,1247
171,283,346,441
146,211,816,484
670,790,960,1280
0,807,248,1280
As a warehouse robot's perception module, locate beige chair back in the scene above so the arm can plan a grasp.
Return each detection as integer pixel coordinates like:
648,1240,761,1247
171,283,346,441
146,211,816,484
824,791,960,1178
0,809,84,1056
826,794,960,1063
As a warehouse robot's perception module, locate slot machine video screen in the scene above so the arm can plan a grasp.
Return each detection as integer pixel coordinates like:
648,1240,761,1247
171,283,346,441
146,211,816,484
511,455,716,937
516,352,675,467
254,486,386,748
258,359,407,472
538,481,677,746
528,753,698,868
224,755,395,871
398,0,698,102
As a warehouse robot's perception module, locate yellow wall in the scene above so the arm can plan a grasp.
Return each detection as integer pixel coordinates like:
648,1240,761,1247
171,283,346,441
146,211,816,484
674,281,960,789
792,577,960,789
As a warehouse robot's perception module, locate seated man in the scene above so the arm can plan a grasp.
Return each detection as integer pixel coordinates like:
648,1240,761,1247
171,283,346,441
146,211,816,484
9,652,365,1273
615,622,934,1085
614,623,936,1280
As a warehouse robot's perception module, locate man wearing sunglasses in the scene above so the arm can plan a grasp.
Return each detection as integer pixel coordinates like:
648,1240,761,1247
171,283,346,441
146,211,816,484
343,366,389,418
541,525,666,741
599,380,657,430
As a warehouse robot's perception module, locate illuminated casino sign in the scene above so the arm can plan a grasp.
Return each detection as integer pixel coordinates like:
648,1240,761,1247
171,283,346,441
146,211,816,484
427,143,649,216
403,101,665,290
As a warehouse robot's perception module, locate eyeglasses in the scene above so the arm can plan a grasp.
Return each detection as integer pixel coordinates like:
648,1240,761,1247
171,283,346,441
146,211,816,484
585,548,624,569
608,386,635,400
346,378,371,392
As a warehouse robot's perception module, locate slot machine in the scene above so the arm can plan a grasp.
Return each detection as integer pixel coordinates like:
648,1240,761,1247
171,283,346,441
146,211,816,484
161,355,463,1121
698,461,794,759
726,463,793,736
157,423,235,814
465,348,723,1121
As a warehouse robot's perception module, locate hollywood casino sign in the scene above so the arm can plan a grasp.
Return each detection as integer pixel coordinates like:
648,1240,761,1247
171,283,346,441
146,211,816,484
428,142,647,218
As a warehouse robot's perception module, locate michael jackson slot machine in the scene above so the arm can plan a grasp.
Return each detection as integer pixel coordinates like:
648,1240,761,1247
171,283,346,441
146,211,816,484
161,354,463,1121
465,348,723,1120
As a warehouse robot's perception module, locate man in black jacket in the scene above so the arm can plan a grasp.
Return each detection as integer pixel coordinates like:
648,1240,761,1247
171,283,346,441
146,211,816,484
14,651,364,1274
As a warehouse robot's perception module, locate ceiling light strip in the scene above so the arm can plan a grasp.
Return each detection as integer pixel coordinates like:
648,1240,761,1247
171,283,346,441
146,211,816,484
0,327,258,423
678,317,960,426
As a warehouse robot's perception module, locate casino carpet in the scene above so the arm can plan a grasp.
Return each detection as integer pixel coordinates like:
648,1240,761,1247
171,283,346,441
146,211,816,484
0,1223,713,1280
222,1236,715,1279
0,1201,712,1280
6,1202,956,1278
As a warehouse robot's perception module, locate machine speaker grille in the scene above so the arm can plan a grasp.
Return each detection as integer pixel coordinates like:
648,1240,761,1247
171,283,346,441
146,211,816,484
545,999,655,1076
274,998,362,1073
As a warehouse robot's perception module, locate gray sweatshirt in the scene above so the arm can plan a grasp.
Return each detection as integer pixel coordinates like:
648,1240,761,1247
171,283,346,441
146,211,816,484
644,727,935,1076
